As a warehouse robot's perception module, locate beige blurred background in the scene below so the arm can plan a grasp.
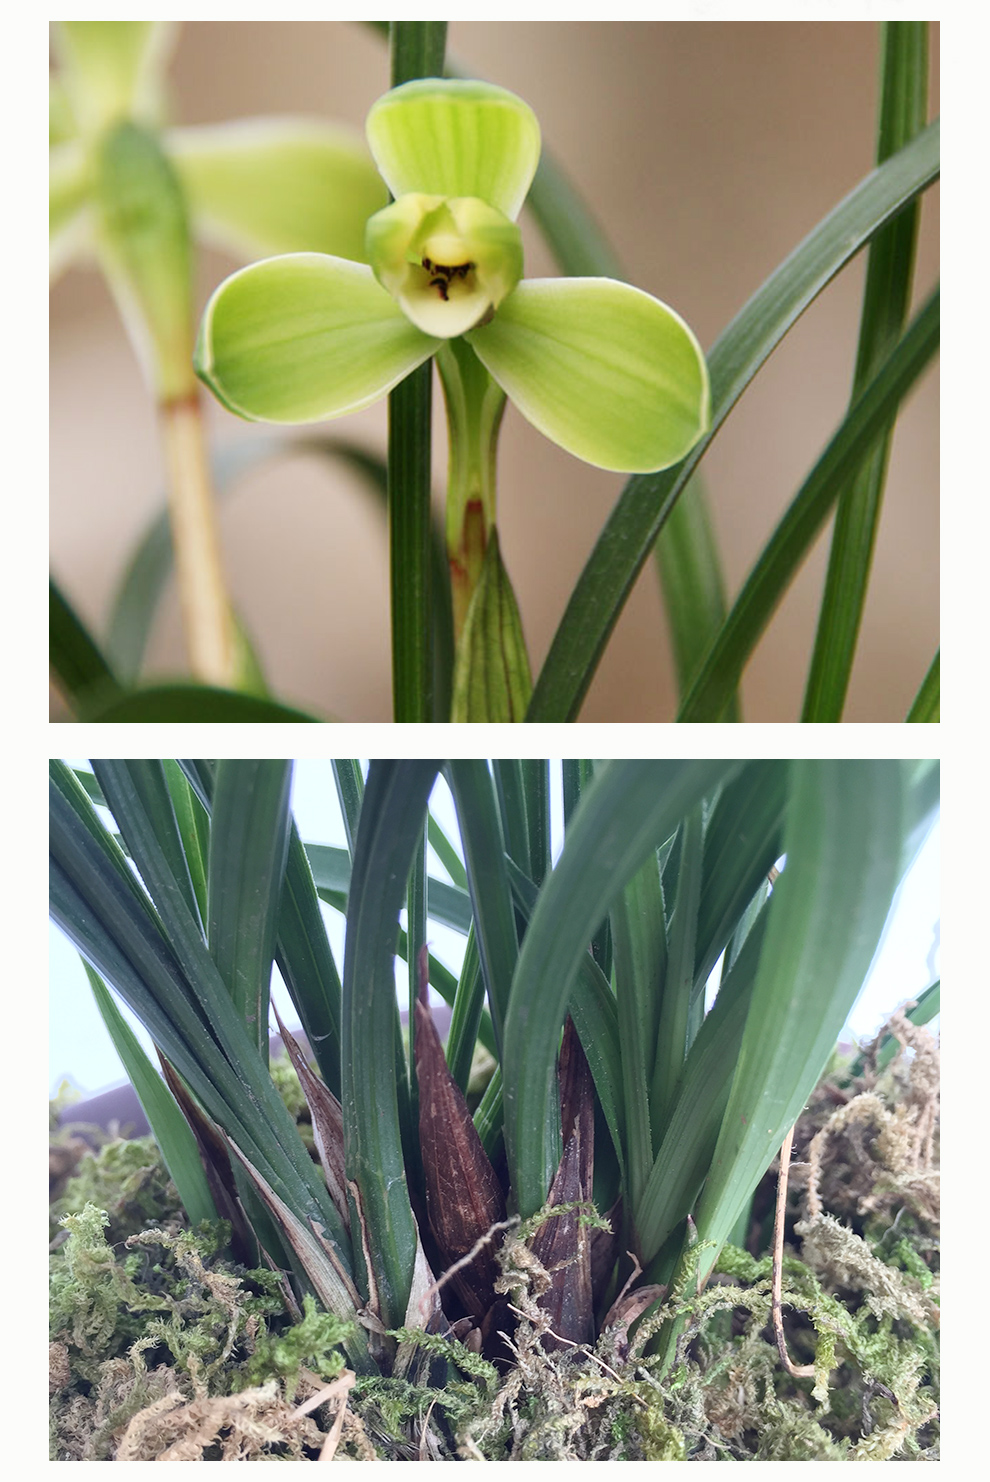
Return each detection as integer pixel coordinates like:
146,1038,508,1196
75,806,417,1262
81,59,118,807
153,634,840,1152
50,21,939,722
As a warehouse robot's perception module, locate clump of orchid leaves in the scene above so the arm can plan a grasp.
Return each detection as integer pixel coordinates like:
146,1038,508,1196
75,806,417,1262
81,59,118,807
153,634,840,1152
50,21,939,723
49,758,939,1454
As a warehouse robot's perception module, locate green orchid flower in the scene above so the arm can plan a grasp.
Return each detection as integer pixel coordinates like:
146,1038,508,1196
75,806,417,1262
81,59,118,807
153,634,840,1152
195,78,710,479
50,22,388,293
50,20,388,691
195,77,710,694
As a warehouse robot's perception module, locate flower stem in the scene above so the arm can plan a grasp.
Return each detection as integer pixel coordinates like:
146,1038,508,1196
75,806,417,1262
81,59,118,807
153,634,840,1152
158,392,237,687
436,339,507,642
386,21,448,720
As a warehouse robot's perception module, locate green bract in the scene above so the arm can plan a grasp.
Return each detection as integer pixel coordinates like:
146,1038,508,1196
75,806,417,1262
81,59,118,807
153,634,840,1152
196,79,711,475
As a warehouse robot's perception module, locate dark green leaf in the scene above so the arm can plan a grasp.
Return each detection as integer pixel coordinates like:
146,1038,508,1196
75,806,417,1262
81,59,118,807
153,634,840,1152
907,650,939,722
691,760,907,1282
445,761,519,1056
341,759,441,1327
802,21,929,720
654,477,739,719
80,685,319,722
207,761,293,1061
275,824,344,1099
677,287,939,721
50,577,123,711
84,960,219,1231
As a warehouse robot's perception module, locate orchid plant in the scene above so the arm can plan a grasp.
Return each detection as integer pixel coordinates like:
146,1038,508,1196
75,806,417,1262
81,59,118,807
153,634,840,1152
50,21,939,723
49,758,940,1455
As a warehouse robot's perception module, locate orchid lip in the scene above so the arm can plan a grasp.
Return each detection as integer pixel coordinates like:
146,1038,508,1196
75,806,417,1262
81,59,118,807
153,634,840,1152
366,191,523,340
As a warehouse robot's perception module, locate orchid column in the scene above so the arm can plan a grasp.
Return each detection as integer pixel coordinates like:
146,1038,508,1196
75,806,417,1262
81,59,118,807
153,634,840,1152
196,79,712,720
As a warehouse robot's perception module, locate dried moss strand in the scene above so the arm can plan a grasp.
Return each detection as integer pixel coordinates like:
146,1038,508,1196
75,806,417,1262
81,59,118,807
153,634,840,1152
771,1125,816,1380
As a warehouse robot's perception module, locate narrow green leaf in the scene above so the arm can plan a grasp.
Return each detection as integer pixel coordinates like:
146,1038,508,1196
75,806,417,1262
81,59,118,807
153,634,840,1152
563,761,611,981
634,906,770,1265
503,760,740,1218
473,1064,504,1162
341,759,441,1327
650,805,703,1143
900,759,940,876
274,824,344,1100
654,477,739,719
84,960,219,1230
163,760,210,925
694,760,788,988
526,120,939,721
802,21,929,721
907,650,939,722
443,921,486,1094
50,577,123,712
108,760,202,934
79,685,319,722
445,760,519,1056
207,761,293,1061
331,760,364,857
847,979,940,1080
427,810,467,891
519,760,550,887
677,287,939,722
166,760,347,1099
406,830,429,1125
492,760,529,871
610,857,667,1210
306,842,473,936
691,760,907,1283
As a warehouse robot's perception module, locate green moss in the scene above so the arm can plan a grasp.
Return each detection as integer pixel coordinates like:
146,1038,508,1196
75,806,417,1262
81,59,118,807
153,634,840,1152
50,1135,183,1246
246,1293,351,1388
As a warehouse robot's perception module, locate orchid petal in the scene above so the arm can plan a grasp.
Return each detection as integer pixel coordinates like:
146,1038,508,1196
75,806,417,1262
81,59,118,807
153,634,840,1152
52,21,176,137
167,118,388,263
468,277,711,473
195,253,438,424
50,141,91,280
366,79,540,222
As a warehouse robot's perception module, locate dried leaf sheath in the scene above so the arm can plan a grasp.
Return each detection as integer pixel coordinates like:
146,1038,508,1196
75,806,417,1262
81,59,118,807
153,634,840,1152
530,1017,596,1348
413,948,506,1321
273,1007,350,1232
157,1051,256,1267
